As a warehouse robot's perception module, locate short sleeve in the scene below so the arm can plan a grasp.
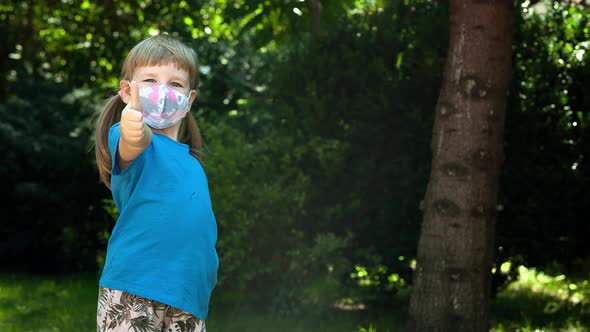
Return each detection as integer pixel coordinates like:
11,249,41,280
109,122,122,175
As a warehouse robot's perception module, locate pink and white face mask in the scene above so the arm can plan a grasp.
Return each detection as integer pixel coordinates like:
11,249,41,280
137,83,193,129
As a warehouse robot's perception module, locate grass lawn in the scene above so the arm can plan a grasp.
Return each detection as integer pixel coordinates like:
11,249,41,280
0,273,404,332
1,266,590,331
0,273,98,331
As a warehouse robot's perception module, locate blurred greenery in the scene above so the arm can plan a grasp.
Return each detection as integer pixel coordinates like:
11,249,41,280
1,0,590,328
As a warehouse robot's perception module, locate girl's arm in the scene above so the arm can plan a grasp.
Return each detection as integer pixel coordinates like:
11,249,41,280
117,80,152,171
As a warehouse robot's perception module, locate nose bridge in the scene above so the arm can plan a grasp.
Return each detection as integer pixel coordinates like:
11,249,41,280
161,83,172,92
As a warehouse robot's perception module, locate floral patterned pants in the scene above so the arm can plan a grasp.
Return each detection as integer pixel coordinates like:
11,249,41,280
97,286,206,332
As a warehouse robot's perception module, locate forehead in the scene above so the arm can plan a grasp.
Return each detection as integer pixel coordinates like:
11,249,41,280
133,62,190,82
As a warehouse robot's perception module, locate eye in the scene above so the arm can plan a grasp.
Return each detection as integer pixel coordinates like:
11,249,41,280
170,82,184,88
143,79,157,83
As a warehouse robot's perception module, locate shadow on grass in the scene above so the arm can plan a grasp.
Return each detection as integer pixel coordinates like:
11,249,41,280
492,291,590,331
205,287,409,332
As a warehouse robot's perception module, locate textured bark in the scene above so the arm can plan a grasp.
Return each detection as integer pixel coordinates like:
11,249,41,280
406,1,513,331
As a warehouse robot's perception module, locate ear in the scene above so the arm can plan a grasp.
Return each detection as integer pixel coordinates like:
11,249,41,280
118,80,132,104
188,89,198,107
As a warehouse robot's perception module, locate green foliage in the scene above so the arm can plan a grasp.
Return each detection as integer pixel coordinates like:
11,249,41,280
0,80,109,273
270,232,352,315
238,0,446,308
498,0,590,272
158,0,448,311
348,258,412,306
200,115,310,291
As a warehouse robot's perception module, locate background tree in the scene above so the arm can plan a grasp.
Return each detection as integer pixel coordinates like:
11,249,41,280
406,1,514,330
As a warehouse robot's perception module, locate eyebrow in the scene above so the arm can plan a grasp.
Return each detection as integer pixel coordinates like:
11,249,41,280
138,71,188,83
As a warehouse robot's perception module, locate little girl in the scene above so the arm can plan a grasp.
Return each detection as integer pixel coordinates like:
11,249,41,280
94,34,218,332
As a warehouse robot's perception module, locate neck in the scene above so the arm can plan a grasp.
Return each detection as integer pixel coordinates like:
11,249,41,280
151,123,180,141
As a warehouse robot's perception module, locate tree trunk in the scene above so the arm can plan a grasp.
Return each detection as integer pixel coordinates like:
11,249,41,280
308,0,322,36
406,1,514,331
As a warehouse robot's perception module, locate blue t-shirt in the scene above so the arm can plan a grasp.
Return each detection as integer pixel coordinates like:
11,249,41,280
99,122,219,320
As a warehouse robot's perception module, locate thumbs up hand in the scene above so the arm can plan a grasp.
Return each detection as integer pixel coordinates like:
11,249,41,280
120,81,151,148
117,80,152,168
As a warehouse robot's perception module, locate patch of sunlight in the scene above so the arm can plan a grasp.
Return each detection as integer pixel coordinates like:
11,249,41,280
492,323,589,332
574,48,586,62
358,323,377,332
346,0,382,17
500,261,512,274
502,265,589,307
350,264,407,289
333,297,366,311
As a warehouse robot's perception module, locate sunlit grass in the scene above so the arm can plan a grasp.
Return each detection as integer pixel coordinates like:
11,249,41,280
506,265,589,307
492,265,590,331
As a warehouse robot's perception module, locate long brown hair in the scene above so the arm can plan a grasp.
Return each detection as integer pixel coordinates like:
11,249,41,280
94,34,203,190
